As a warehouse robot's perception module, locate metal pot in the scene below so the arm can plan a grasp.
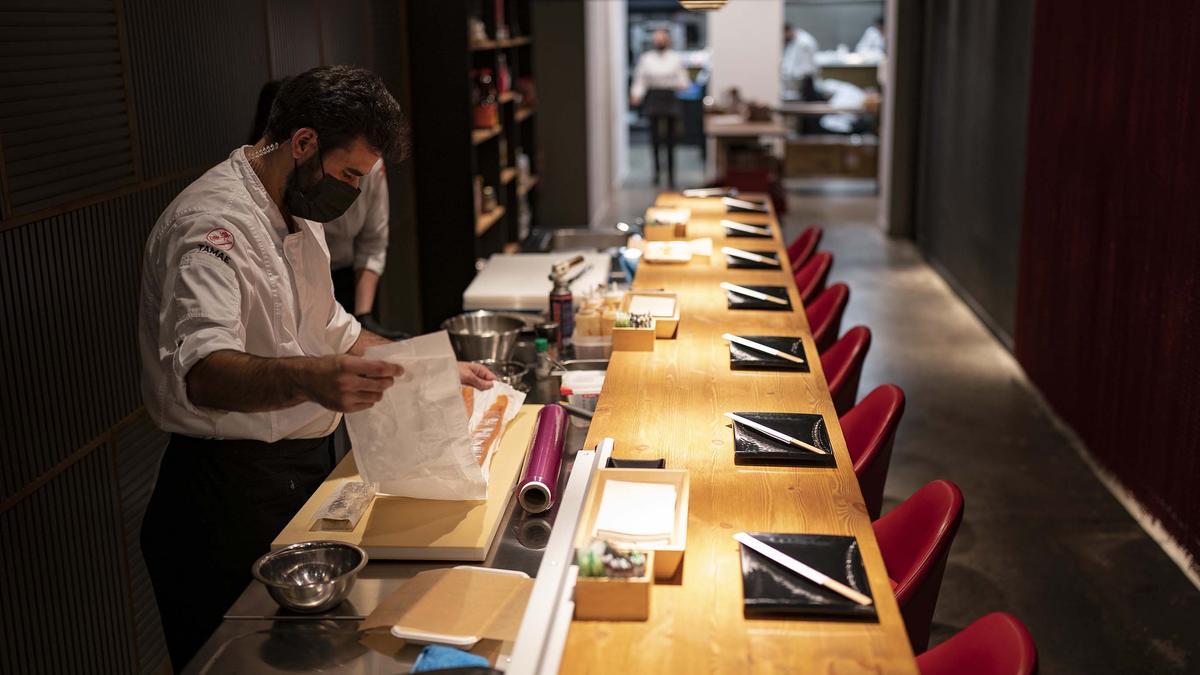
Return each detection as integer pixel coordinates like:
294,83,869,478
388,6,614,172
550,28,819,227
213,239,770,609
441,311,525,362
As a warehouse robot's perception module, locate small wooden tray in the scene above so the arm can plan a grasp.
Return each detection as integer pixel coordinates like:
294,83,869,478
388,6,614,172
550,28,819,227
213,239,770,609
577,468,690,580
611,325,656,351
622,291,680,339
573,551,654,621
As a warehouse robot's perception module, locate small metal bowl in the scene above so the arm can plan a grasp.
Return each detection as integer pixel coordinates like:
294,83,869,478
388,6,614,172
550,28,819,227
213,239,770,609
252,541,367,614
474,359,530,391
442,311,526,362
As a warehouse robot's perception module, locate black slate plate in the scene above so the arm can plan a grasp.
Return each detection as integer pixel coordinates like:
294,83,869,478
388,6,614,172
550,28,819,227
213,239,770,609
726,285,792,311
724,197,770,213
738,533,877,620
729,335,809,372
730,411,833,467
725,250,783,270
724,224,773,239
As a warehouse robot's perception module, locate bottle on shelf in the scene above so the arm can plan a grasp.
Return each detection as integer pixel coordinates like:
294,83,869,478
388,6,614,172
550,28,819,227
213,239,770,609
473,68,499,129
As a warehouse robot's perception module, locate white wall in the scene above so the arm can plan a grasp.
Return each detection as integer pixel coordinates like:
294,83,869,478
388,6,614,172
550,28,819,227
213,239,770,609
584,0,628,228
708,0,783,105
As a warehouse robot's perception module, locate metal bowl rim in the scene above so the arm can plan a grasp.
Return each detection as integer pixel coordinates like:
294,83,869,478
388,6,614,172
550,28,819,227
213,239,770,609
251,540,368,590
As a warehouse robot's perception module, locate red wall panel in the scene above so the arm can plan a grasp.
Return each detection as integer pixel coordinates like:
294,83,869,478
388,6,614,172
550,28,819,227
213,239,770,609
1017,1,1200,557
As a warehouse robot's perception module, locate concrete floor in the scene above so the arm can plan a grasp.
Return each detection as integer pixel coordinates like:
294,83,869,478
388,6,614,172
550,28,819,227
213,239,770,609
607,142,1200,673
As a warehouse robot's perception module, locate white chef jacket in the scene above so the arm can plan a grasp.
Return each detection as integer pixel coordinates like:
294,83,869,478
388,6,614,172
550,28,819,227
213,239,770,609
630,49,690,102
781,30,819,96
856,25,886,55
138,146,363,442
322,160,389,274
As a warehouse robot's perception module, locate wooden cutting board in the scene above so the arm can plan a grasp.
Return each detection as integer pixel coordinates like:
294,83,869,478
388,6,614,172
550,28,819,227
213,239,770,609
272,404,542,560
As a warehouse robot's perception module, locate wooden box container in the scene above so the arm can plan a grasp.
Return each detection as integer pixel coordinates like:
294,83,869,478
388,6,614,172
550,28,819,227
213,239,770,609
577,468,690,580
622,291,679,339
644,207,689,241
573,550,654,621
611,325,656,352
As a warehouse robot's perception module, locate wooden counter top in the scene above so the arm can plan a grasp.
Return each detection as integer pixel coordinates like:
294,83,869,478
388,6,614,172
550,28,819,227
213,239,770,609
560,193,917,673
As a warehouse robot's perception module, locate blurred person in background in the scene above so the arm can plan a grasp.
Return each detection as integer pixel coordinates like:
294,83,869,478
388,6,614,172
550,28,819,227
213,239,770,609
782,22,820,101
630,28,690,186
856,15,886,54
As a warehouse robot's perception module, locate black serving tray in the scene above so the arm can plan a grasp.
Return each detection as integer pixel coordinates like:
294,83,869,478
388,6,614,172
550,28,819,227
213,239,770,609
724,224,773,239
725,250,782,270
738,532,877,620
730,412,833,467
725,285,792,311
606,457,666,469
729,335,809,372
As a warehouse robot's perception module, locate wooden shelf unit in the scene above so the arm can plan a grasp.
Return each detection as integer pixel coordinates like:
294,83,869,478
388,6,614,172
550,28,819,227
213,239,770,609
408,0,539,330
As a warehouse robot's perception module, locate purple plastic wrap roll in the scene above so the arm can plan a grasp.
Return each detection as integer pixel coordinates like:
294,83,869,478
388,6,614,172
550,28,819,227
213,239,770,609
517,404,568,513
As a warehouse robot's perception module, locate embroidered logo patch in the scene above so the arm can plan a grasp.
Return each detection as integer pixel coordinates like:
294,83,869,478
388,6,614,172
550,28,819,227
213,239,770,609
205,227,235,250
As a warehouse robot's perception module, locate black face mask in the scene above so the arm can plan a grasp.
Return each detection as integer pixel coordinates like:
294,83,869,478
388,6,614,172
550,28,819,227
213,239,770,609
284,149,361,223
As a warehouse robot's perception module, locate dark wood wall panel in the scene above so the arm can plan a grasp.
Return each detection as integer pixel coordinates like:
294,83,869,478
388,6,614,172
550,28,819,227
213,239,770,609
319,0,371,68
913,0,1035,343
0,447,132,674
0,177,190,500
1017,0,1200,558
123,0,270,177
268,0,321,79
0,0,138,214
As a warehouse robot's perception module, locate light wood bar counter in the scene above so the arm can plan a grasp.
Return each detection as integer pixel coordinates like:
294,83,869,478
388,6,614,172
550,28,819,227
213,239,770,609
559,193,917,673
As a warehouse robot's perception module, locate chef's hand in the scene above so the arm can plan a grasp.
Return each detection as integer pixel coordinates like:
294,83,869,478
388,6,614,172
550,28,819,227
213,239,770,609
303,354,403,412
459,362,496,390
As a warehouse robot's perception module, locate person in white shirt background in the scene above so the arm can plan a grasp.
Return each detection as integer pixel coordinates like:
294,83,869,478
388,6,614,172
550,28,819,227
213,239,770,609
630,29,690,186
250,81,394,330
782,22,820,101
138,66,494,670
856,15,886,55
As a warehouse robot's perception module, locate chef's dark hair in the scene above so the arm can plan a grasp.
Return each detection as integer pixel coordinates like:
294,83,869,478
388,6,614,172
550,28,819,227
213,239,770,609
265,65,410,162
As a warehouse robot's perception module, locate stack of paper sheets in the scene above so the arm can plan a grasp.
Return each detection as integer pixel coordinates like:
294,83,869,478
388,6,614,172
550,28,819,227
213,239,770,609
593,480,678,547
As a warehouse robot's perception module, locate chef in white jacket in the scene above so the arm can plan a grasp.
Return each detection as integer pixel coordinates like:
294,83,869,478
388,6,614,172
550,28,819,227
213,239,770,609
137,65,492,671
630,29,690,185
323,159,389,318
856,16,886,55
782,23,820,101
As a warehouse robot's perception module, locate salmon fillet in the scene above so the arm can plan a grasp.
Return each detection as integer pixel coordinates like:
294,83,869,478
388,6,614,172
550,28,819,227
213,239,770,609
470,395,509,466
462,386,475,419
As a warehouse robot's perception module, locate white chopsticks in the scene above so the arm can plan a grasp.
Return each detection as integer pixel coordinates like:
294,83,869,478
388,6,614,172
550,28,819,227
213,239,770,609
734,532,873,606
721,219,772,236
722,333,804,364
723,197,769,212
722,246,781,267
724,412,827,455
682,186,735,198
721,282,788,305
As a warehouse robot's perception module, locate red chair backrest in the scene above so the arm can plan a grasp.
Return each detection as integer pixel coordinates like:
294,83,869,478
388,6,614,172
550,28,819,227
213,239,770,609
808,283,850,354
794,251,833,306
873,480,965,653
787,226,823,270
820,325,871,415
839,384,905,520
916,612,1038,675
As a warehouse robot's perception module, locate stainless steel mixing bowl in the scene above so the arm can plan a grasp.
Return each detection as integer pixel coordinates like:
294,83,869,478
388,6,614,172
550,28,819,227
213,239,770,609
441,311,525,362
252,541,367,613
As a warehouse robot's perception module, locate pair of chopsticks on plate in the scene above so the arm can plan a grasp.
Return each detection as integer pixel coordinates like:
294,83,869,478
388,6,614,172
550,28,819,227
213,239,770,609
723,412,827,456
733,532,874,606
721,333,804,364
721,219,772,236
721,282,788,306
722,246,780,267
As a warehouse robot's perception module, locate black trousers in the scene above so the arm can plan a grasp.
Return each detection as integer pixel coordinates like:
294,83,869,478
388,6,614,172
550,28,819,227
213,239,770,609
648,114,678,186
140,431,337,671
331,265,356,316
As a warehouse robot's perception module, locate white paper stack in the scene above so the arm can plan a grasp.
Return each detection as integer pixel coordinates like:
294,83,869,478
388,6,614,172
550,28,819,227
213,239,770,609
593,480,677,547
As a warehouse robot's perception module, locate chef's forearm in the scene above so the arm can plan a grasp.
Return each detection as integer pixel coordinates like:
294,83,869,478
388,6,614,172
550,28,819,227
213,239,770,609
185,349,311,412
347,328,391,356
353,268,380,316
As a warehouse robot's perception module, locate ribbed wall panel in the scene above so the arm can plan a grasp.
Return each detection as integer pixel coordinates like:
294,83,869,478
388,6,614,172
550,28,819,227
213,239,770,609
0,447,133,675
123,0,270,178
113,413,168,674
269,0,322,78
0,177,191,500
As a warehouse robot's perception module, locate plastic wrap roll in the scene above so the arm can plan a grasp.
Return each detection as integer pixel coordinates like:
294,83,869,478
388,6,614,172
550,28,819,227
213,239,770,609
517,404,568,513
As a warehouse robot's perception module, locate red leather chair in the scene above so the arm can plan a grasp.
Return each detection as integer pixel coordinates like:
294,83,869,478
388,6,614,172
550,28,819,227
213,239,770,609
794,252,833,306
808,283,850,353
787,226,823,270
917,612,1038,675
874,480,965,653
840,384,905,520
820,326,871,415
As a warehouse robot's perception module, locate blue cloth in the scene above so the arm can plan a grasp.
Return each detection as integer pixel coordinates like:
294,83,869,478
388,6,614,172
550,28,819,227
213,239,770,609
410,644,490,673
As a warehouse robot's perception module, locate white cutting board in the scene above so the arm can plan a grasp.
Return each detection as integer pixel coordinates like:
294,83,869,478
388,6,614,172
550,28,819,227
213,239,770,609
463,252,612,312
